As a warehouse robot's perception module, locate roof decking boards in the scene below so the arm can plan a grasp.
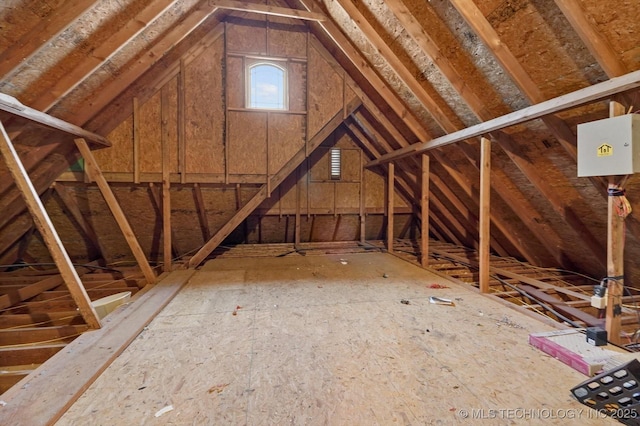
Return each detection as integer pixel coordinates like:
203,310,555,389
0,0,639,421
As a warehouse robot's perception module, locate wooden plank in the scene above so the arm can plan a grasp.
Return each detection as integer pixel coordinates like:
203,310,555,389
295,168,302,245
179,59,187,184
0,270,195,426
0,275,64,310
148,183,179,259
133,97,141,184
518,285,603,327
0,94,110,147
479,137,491,293
161,86,172,272
212,0,324,21
359,150,365,243
75,138,156,285
420,154,429,267
366,69,640,167
386,163,394,253
606,101,627,345
0,122,101,329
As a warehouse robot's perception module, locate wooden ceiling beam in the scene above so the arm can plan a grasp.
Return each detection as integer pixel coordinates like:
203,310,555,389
553,0,627,77
0,0,97,81
335,0,459,132
447,0,580,158
212,0,325,21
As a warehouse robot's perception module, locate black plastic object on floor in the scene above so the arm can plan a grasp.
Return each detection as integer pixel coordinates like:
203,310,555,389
571,358,640,425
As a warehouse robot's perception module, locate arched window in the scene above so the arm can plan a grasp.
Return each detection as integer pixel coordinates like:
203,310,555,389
246,61,288,110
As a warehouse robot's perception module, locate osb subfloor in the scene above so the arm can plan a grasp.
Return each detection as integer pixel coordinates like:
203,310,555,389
56,253,615,425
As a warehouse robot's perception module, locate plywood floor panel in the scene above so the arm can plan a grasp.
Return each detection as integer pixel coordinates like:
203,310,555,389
56,253,616,425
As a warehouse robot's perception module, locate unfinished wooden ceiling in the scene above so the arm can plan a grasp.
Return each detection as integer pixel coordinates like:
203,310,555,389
1,0,639,284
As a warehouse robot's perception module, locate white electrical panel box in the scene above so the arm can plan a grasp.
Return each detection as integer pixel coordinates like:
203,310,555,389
577,114,640,177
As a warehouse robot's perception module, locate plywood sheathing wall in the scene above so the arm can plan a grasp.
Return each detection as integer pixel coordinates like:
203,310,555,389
38,8,413,264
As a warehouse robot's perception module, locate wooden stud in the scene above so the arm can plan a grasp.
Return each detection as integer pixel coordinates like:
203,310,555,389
224,24,230,185
75,138,156,285
295,167,302,245
147,182,180,259
133,97,141,184
605,101,627,344
479,137,491,293
420,154,429,268
0,122,101,329
387,162,395,253
179,59,187,184
161,87,172,272
359,149,365,243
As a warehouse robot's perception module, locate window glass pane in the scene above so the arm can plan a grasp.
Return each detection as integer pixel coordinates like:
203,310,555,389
249,64,286,109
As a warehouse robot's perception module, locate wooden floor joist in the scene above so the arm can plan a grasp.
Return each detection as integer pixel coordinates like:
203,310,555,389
0,269,195,426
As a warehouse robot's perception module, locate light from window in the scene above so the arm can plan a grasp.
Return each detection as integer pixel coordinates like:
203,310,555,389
330,148,341,180
247,62,287,110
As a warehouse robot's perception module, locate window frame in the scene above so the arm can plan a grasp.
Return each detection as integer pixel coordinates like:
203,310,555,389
245,58,289,111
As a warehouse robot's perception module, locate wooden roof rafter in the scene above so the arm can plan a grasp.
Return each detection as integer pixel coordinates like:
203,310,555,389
30,0,183,114
0,0,98,82
332,0,566,264
552,0,628,77
291,0,429,143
